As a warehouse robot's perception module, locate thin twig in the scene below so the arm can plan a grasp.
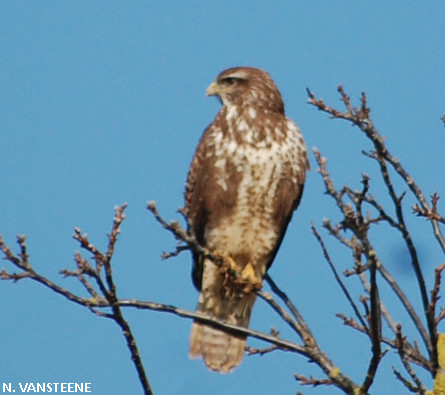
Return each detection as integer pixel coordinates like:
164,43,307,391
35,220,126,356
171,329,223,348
295,374,334,388
264,274,316,341
311,223,368,331
394,324,427,394
393,367,424,394
308,87,438,374
431,263,445,319
1,205,154,395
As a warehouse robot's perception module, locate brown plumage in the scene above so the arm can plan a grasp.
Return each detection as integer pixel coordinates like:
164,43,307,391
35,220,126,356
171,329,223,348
184,67,308,372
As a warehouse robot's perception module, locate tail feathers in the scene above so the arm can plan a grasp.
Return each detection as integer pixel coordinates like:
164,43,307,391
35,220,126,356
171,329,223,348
189,291,257,373
189,257,259,372
189,323,245,373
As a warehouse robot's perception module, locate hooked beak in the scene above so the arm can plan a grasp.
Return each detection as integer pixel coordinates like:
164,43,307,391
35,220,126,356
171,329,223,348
205,81,219,97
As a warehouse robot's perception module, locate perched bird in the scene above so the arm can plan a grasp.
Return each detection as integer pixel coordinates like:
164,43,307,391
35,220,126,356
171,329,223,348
184,67,308,373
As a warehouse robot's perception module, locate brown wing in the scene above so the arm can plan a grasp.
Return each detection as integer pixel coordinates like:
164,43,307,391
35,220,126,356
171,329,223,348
184,112,242,290
265,158,308,271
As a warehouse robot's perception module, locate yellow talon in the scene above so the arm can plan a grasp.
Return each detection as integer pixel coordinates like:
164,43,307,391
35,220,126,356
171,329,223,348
240,262,262,293
241,262,256,282
226,256,237,271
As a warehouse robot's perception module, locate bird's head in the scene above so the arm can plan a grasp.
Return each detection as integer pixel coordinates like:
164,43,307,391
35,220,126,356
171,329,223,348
206,67,284,113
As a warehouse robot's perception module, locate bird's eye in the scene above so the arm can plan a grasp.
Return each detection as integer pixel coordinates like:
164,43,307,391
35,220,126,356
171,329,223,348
222,77,238,85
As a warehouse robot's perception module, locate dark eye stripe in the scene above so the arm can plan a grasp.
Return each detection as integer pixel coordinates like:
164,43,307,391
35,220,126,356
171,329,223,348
221,76,243,84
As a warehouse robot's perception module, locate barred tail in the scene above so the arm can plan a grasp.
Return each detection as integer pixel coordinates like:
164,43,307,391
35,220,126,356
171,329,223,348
189,259,257,373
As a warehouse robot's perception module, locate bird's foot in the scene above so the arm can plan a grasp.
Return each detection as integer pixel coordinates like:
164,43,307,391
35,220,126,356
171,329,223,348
215,253,262,293
236,262,262,293
214,252,239,286
212,250,237,273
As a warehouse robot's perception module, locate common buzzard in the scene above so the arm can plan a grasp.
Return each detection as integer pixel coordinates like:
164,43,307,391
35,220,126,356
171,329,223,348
185,67,308,372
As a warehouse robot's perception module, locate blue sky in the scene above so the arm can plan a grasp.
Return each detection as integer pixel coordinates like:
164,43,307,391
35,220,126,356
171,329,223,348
1,2,445,394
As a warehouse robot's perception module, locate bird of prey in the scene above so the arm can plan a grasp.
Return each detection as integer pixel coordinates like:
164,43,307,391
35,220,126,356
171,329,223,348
184,66,308,372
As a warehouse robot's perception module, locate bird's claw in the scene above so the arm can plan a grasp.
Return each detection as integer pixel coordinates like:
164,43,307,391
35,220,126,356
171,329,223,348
214,252,262,293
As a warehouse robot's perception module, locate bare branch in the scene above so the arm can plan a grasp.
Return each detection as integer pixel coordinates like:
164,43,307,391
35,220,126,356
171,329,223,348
0,205,154,395
309,87,439,374
337,314,430,370
394,324,427,394
393,367,425,394
0,235,99,308
295,373,334,388
360,249,383,393
413,193,445,225
246,344,280,356
118,298,306,353
311,223,368,331
313,147,427,344
430,263,445,319
246,328,281,356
